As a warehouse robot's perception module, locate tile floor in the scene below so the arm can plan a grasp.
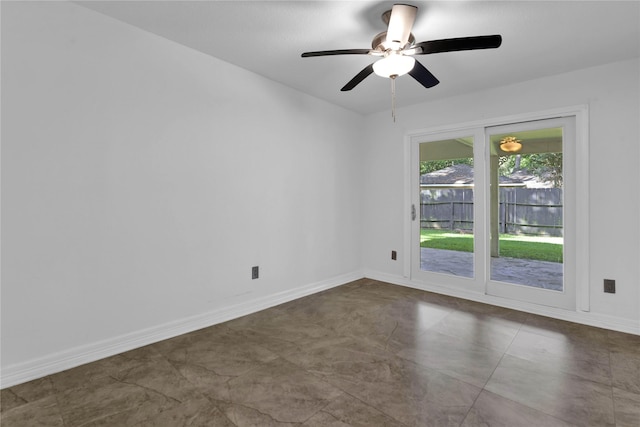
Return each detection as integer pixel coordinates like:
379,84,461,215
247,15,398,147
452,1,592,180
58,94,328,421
1,279,639,426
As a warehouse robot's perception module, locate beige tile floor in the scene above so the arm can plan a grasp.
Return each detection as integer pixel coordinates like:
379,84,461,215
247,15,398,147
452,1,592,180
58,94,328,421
1,279,639,426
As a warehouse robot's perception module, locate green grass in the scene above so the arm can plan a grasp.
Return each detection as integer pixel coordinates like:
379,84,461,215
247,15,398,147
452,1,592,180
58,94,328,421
420,229,563,263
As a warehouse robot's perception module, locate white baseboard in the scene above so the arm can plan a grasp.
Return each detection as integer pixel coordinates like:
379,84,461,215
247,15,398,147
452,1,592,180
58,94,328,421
364,269,640,336
0,270,364,389
4,269,636,389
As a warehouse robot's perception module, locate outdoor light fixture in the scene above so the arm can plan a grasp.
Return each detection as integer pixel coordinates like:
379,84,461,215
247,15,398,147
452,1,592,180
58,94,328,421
372,52,416,78
500,136,523,153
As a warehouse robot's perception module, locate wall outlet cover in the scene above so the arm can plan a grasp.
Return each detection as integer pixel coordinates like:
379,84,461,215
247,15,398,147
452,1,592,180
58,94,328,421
604,279,615,293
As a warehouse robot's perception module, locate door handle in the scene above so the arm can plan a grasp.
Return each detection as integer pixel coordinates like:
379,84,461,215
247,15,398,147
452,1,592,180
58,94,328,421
411,204,416,221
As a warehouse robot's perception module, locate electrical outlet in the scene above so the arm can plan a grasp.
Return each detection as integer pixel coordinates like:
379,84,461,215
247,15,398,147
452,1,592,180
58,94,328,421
252,266,259,280
391,250,397,260
604,279,615,293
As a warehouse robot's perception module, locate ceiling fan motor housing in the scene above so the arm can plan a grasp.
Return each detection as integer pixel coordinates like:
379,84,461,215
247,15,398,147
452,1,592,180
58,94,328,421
372,31,416,51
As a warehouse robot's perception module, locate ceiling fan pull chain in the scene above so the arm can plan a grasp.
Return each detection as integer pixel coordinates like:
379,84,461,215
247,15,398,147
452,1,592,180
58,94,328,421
391,75,397,122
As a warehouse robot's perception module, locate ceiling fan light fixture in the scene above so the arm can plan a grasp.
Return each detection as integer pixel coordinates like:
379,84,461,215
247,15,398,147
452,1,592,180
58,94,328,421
300,4,503,123
373,53,415,78
500,136,523,152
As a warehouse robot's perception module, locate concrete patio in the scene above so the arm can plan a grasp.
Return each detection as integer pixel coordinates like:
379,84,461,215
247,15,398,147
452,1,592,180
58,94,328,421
420,248,563,291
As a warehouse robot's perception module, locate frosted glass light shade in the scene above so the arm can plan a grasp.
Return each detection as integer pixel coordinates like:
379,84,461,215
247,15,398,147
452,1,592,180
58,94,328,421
373,54,415,78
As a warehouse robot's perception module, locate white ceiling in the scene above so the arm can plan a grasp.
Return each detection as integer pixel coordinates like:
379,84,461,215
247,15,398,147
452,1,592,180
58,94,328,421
76,1,640,115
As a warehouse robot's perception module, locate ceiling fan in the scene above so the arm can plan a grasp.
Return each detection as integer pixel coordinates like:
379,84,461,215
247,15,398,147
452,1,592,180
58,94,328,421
301,4,502,118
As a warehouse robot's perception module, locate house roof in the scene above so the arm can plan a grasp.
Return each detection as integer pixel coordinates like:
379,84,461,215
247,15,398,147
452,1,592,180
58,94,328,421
420,164,553,188
421,164,477,185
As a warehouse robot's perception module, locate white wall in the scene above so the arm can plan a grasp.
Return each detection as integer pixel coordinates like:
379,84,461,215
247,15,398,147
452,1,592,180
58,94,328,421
1,1,363,384
362,58,640,331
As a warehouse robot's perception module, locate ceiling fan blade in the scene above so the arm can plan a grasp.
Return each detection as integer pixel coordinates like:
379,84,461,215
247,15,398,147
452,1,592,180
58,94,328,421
386,4,418,48
301,49,371,58
408,60,440,89
414,35,502,55
341,64,375,91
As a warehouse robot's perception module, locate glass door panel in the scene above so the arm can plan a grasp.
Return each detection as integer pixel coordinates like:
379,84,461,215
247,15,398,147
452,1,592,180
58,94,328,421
489,127,564,289
418,136,475,278
485,117,575,310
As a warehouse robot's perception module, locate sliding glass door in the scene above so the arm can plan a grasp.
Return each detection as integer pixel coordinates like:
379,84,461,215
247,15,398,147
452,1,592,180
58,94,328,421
410,116,577,310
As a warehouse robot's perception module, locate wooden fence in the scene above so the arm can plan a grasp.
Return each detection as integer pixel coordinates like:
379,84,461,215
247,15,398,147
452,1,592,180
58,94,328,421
420,188,563,236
